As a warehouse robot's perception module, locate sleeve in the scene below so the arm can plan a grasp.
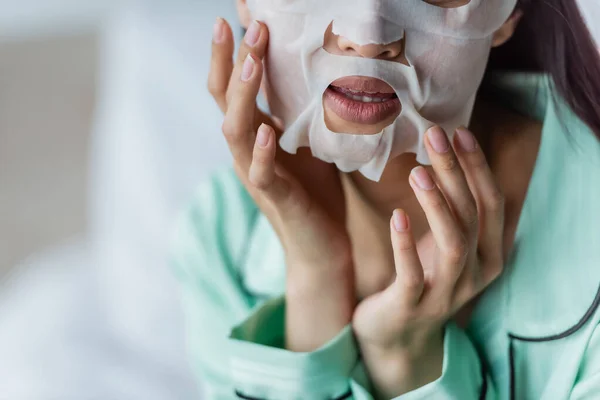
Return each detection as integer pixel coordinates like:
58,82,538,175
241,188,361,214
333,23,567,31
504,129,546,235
171,170,369,399
570,323,600,399
171,170,262,399
394,322,496,400
172,169,494,400
230,297,496,400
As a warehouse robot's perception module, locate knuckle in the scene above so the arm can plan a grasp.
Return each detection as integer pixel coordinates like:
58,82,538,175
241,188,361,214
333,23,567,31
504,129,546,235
463,204,479,227
402,272,424,292
248,163,273,190
445,237,469,264
396,233,415,251
207,80,225,99
252,151,273,167
221,118,232,137
249,173,271,190
488,189,506,212
469,150,489,169
438,154,458,172
221,117,243,142
424,192,446,210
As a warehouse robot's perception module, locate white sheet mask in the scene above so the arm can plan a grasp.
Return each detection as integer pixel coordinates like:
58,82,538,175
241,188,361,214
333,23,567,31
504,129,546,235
247,0,517,181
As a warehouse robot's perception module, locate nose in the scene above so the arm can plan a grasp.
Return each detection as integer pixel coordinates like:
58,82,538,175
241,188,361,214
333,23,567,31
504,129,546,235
337,36,404,60
323,23,408,64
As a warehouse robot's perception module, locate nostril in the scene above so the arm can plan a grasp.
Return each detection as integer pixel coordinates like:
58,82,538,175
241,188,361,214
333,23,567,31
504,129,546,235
342,45,359,56
383,50,397,59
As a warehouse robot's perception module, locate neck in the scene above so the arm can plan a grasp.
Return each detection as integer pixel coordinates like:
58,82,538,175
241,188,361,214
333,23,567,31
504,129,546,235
344,97,510,238
344,154,428,299
348,154,420,216
343,98,542,300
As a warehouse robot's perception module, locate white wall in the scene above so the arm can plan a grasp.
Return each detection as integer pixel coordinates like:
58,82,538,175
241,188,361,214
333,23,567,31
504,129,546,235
579,0,600,45
0,0,117,39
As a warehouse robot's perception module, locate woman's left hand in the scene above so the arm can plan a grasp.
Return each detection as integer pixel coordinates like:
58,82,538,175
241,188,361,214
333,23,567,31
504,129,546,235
352,126,506,398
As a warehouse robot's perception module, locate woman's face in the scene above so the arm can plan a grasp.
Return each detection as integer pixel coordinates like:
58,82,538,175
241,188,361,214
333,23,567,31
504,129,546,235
240,0,520,180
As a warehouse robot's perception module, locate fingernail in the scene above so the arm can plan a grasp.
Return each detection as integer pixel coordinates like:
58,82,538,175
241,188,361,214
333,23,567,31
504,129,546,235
241,54,255,82
244,21,261,47
393,209,409,232
456,127,477,152
411,167,435,191
213,17,225,43
256,124,271,148
427,126,450,154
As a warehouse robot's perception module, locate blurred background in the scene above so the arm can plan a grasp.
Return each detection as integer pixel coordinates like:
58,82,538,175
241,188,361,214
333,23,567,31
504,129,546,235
0,1,597,399
0,0,236,398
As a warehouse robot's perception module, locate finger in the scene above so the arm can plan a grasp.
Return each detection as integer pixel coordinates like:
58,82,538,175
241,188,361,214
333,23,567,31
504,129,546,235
208,18,235,113
222,53,263,171
410,166,468,276
390,209,425,306
425,126,479,239
249,124,292,204
227,20,269,106
453,127,505,282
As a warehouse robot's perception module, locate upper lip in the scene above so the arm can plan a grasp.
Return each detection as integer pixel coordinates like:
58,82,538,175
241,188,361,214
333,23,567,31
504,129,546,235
329,76,396,95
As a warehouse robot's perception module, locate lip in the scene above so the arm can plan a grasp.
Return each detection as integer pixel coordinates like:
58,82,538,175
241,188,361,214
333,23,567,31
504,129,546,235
324,76,401,125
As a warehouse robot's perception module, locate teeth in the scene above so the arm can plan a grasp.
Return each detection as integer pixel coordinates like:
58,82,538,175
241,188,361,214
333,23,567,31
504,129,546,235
345,93,386,103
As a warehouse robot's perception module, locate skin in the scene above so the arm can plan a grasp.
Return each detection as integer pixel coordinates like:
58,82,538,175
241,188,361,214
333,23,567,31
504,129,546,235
210,2,537,397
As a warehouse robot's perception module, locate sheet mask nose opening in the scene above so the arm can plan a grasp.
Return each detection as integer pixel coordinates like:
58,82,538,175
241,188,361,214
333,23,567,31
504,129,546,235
332,17,406,47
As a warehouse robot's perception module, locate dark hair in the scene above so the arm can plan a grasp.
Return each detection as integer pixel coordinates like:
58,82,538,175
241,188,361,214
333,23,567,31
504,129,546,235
487,0,600,139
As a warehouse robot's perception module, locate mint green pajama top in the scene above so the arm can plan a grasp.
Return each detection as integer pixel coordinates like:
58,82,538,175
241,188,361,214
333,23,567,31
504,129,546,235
171,74,600,399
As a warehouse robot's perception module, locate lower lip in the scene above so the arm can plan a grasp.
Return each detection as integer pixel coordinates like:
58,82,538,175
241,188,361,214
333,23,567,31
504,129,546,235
323,86,401,125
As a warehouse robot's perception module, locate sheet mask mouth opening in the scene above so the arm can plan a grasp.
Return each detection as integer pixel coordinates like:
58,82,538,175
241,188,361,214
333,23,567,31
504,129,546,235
323,76,402,134
328,85,398,103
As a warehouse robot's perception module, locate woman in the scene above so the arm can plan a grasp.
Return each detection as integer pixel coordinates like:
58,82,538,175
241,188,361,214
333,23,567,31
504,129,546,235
172,0,600,398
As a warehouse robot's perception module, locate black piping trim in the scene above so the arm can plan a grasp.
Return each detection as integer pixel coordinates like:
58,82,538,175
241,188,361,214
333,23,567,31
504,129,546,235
478,355,488,400
509,340,516,400
507,283,600,400
508,283,600,342
235,391,264,400
235,389,353,400
333,390,353,400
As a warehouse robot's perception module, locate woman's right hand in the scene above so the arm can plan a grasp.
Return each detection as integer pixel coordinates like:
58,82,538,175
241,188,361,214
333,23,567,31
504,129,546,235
209,18,355,351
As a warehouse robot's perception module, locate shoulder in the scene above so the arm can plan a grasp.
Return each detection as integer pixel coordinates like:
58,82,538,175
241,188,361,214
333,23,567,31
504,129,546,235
498,75,600,340
171,168,260,280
